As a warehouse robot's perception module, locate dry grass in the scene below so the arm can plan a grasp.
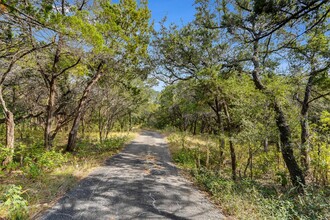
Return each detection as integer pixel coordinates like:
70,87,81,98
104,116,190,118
166,132,330,220
0,131,137,219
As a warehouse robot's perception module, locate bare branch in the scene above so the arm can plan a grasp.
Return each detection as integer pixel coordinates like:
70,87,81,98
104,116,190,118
54,58,81,78
0,42,54,85
309,91,330,103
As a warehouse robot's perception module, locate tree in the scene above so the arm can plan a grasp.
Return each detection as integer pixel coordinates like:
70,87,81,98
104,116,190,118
152,20,242,179
66,0,151,152
288,27,330,173
194,0,329,187
0,0,53,164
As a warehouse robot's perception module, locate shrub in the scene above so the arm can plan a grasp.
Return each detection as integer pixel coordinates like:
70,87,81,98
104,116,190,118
37,150,68,171
172,148,196,168
0,185,28,220
100,136,128,150
190,168,330,219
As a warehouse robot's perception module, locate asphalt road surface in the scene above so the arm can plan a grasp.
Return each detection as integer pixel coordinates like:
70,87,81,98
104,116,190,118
40,131,225,220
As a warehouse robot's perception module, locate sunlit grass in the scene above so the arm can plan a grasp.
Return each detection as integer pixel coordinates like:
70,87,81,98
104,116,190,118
166,132,330,220
0,131,137,219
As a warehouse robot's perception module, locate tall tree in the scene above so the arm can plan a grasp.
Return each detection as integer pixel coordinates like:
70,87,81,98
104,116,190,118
289,28,330,173
66,0,151,152
0,0,53,163
194,0,328,187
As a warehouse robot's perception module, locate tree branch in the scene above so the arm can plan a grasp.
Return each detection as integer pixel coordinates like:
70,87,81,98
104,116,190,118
54,57,81,78
0,42,53,85
309,91,330,103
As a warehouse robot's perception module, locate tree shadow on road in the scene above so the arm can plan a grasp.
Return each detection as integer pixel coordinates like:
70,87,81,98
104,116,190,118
39,132,223,220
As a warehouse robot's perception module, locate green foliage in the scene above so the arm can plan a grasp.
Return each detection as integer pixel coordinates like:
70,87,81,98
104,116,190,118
275,171,288,187
0,185,28,220
76,134,131,157
320,110,330,129
38,150,68,171
11,143,69,178
190,167,329,220
0,146,11,165
100,136,129,151
168,132,330,219
23,163,42,179
173,148,196,169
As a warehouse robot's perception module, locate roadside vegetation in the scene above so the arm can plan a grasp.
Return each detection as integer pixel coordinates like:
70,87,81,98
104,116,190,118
146,0,330,219
0,131,135,219
167,132,329,219
0,0,150,219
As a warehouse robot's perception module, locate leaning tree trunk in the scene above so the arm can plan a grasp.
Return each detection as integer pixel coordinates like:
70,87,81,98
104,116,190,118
66,62,104,152
275,103,306,187
300,62,330,174
251,39,305,188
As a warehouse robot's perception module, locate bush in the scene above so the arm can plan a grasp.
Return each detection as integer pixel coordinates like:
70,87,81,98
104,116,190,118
13,143,69,178
37,150,68,171
0,185,28,220
23,162,42,179
189,168,330,219
100,136,128,150
0,146,14,170
172,148,196,168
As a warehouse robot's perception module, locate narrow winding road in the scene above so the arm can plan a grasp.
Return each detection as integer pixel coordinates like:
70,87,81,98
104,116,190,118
40,131,225,220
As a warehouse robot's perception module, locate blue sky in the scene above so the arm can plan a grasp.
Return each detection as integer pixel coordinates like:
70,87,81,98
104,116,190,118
148,0,196,28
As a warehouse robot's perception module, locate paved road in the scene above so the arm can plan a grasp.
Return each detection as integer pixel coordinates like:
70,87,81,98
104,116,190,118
40,131,225,220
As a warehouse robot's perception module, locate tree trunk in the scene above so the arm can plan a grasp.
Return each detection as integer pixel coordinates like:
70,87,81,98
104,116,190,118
209,98,225,167
99,123,103,143
44,79,56,149
206,145,210,168
300,116,310,171
81,116,85,137
250,146,253,180
300,70,315,173
200,117,205,133
229,140,237,181
263,138,268,152
98,108,104,143
193,116,197,135
274,103,305,187
0,86,15,166
129,111,132,131
105,117,113,140
66,62,104,152
2,111,15,166
251,39,305,187
223,102,237,181
243,145,252,178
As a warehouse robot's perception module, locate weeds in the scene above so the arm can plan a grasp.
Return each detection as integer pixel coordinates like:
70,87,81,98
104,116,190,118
0,132,135,219
167,132,330,220
0,185,28,220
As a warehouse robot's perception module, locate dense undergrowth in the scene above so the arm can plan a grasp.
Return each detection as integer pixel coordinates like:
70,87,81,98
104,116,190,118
0,131,135,219
167,132,330,220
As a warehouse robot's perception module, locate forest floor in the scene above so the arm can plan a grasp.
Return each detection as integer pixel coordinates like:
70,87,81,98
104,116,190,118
39,130,225,220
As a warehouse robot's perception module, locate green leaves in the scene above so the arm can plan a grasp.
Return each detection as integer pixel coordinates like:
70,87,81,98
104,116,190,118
1,185,28,220
66,13,105,52
96,0,151,59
